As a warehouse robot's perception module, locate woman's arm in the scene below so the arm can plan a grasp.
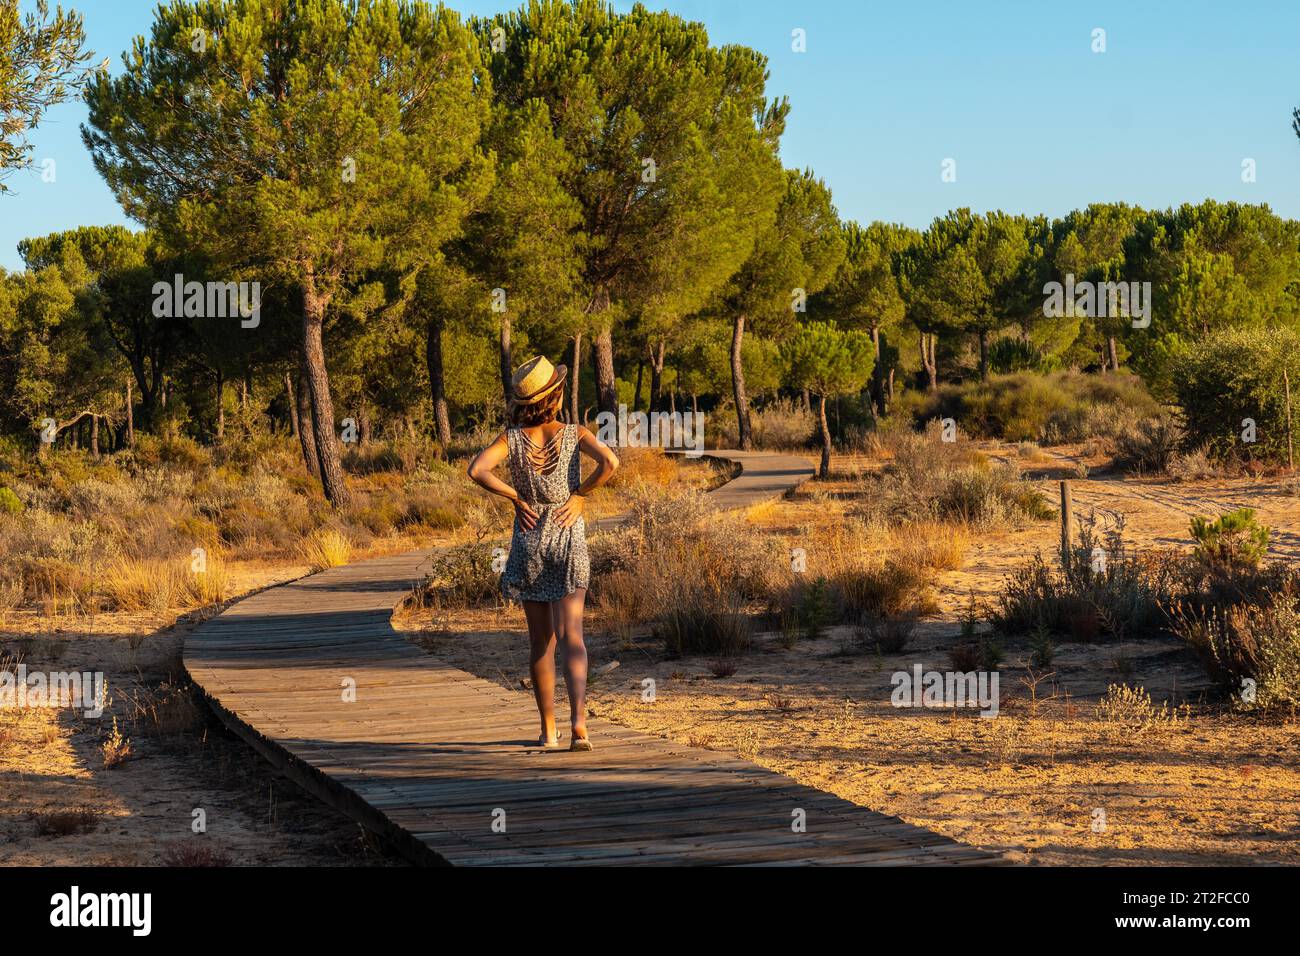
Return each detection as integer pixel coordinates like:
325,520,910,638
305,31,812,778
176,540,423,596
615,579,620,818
553,426,619,528
467,431,539,531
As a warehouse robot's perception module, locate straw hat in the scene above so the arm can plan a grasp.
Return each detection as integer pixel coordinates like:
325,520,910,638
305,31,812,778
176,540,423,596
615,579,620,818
510,355,568,405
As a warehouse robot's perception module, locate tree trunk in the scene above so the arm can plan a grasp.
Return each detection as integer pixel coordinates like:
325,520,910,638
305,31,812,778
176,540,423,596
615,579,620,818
90,414,99,458
569,332,582,425
648,340,665,413
285,370,299,438
296,355,320,478
978,329,989,381
1107,335,1120,373
358,407,371,447
817,393,831,479
215,370,225,441
594,325,617,416
426,315,452,449
870,324,884,416
302,275,349,505
125,377,134,448
633,355,644,412
498,312,513,410
921,333,938,392
731,313,752,450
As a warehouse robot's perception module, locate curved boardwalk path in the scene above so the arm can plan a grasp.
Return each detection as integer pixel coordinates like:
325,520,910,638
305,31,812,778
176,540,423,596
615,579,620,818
186,450,1002,866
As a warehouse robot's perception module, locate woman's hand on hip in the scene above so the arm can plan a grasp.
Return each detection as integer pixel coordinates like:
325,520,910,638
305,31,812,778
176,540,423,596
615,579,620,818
513,497,539,531
553,493,585,528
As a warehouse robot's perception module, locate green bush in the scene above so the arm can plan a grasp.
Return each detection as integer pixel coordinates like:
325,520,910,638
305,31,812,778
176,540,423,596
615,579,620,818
986,337,1052,374
911,370,1160,444
0,486,23,515
419,544,500,607
1190,508,1270,574
1173,325,1300,463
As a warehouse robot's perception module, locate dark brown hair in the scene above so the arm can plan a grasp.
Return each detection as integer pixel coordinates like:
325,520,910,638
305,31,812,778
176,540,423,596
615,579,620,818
509,385,564,427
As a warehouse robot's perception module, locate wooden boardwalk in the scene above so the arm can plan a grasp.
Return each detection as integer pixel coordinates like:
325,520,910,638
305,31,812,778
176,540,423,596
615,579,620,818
185,450,1003,866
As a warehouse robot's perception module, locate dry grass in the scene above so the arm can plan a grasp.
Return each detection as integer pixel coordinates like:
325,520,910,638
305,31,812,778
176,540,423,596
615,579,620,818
160,842,234,867
32,808,99,837
101,717,133,769
300,528,353,572
891,520,970,572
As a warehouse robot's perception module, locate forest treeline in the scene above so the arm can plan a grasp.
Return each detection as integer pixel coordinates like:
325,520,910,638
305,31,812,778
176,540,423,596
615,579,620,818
3,0,1300,503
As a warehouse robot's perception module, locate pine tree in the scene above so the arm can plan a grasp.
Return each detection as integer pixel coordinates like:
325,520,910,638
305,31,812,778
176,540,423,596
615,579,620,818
82,0,492,504
482,0,784,416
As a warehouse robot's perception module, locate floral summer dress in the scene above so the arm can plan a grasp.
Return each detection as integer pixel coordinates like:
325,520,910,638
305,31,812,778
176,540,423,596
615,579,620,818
500,423,590,602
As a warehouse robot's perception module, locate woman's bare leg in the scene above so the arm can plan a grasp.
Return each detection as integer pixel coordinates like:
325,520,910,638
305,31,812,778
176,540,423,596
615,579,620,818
554,588,589,740
522,600,558,744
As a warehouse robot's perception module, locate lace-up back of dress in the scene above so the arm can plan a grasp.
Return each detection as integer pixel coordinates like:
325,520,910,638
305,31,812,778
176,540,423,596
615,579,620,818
521,427,563,477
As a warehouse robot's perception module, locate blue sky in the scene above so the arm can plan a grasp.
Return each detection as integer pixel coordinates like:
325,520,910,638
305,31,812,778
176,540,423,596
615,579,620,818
4,0,1298,270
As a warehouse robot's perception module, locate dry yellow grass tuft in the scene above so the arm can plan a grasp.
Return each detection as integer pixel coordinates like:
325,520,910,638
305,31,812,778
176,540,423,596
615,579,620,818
890,520,970,571
300,529,352,572
103,558,188,612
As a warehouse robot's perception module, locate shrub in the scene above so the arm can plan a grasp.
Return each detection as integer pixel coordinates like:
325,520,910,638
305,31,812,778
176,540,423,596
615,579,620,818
857,423,1049,529
909,370,1159,444
856,615,914,654
1173,325,1300,463
1169,591,1300,714
33,808,99,837
419,543,499,608
1094,684,1181,733
991,514,1175,641
1166,444,1221,481
0,486,23,515
658,587,751,658
831,558,938,619
1190,508,1270,574
1112,416,1182,473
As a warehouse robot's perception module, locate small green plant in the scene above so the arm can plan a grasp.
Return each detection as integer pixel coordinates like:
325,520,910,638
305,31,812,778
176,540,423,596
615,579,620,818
1028,621,1054,668
0,486,24,515
797,576,833,641
1190,508,1270,572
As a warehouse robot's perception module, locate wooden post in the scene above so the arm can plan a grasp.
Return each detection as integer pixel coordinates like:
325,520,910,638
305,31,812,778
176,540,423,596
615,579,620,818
1059,480,1073,570
1285,368,1295,472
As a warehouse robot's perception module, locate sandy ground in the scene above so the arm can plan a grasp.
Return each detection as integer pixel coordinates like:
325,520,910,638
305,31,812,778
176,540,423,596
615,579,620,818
397,446,1300,866
10,446,1298,866
0,454,719,867
1,559,409,867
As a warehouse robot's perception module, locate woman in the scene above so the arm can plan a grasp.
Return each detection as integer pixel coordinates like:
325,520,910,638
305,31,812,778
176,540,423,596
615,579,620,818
467,356,619,751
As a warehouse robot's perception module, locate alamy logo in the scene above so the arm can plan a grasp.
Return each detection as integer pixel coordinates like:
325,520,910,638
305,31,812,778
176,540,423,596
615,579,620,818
152,274,260,328
49,886,151,936
1042,273,1151,328
594,405,705,458
890,664,1000,718
0,666,104,718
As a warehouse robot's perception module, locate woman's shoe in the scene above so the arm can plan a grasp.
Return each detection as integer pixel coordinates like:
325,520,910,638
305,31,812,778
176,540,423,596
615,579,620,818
569,735,593,752
538,733,561,749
